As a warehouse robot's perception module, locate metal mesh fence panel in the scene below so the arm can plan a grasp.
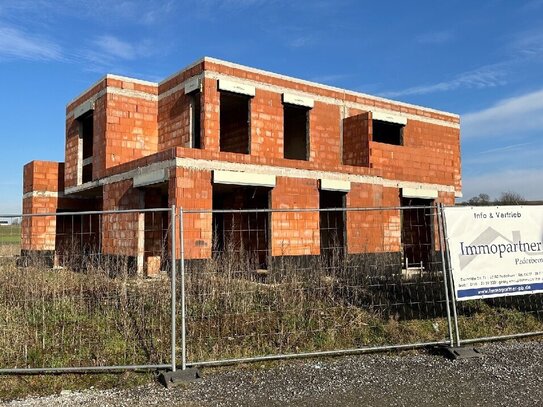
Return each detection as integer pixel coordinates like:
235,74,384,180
0,209,174,372
181,206,452,365
0,217,21,260
454,294,543,344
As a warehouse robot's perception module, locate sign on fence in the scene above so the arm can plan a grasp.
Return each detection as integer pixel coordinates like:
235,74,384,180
444,206,543,301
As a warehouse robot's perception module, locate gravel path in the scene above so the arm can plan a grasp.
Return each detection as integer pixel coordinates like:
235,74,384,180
5,341,543,407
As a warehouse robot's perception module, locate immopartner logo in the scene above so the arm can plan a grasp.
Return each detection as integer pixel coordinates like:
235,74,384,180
458,227,543,270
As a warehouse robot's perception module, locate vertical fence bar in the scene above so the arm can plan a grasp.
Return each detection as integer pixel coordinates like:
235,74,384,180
437,204,454,347
440,204,461,347
179,207,187,371
171,205,177,372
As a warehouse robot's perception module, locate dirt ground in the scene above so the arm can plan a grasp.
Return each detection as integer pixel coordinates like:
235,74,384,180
5,340,543,407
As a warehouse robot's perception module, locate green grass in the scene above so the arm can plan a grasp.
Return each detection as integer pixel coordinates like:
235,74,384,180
0,225,20,245
2,251,543,401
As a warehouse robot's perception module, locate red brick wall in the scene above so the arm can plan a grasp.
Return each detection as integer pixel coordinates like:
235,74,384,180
170,167,212,259
251,89,283,159
21,161,64,251
346,184,401,254
201,77,220,151
158,89,192,150
310,101,341,168
23,161,64,194
343,112,371,167
65,77,158,187
270,177,320,256
102,180,142,256
21,196,58,251
370,120,461,190
104,92,158,171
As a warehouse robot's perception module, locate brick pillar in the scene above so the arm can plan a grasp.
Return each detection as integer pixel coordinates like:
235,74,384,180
346,183,401,254
21,161,64,265
201,77,220,152
170,167,213,259
102,180,144,273
270,177,320,256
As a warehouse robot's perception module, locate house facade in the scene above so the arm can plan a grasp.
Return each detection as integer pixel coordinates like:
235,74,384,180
21,57,461,274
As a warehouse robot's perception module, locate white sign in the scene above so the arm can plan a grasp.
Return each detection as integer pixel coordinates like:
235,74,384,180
443,206,543,301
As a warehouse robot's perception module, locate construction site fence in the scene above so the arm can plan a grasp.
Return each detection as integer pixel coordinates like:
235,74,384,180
0,205,541,374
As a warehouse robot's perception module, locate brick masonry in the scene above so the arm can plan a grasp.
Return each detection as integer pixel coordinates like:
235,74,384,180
22,57,462,268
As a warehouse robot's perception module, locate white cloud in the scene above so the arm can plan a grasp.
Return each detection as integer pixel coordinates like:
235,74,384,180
0,25,62,61
462,168,543,201
381,64,507,97
78,35,156,72
462,88,543,138
510,30,543,57
91,35,143,60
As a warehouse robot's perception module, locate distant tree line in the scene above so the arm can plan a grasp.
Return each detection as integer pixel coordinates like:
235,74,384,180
462,192,527,206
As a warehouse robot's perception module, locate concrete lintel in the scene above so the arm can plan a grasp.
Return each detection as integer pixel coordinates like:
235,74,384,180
185,76,201,94
455,190,463,198
213,170,275,187
133,169,168,188
22,191,61,199
320,179,351,192
372,111,407,126
402,187,439,199
74,100,95,119
218,79,255,97
282,93,314,108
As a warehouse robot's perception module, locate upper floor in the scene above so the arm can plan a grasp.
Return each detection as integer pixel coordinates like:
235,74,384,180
64,57,462,196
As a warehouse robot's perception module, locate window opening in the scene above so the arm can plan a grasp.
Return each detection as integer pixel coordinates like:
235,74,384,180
319,190,346,262
283,104,309,160
220,91,250,154
190,92,201,149
373,119,403,145
78,111,94,183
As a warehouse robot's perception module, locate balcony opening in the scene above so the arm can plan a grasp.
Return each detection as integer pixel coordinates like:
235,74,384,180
373,119,403,145
212,184,270,269
220,91,250,154
319,190,346,261
283,104,309,160
401,197,434,272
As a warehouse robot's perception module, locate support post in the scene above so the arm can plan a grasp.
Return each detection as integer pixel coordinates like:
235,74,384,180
437,204,454,347
179,207,186,371
171,205,177,372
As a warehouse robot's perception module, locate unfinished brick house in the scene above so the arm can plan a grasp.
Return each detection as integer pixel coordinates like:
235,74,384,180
21,57,461,274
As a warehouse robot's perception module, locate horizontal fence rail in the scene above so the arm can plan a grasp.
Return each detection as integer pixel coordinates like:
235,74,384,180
180,205,454,367
0,208,176,374
2,203,543,375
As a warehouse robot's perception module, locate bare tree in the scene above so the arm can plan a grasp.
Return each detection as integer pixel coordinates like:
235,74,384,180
466,193,491,206
495,191,526,206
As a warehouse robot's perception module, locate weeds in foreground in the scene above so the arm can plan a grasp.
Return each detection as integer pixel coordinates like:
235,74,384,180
1,244,543,394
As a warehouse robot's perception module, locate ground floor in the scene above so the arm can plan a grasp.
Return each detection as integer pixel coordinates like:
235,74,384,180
21,161,455,276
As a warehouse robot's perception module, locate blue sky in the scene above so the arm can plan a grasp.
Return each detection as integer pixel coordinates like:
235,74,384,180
1,0,543,213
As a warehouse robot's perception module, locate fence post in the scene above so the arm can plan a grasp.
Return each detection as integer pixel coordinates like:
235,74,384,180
179,207,187,371
171,205,177,372
439,204,461,347
437,204,454,347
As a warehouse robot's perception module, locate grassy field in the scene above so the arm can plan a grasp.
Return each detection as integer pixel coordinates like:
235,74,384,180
1,252,543,401
0,225,20,245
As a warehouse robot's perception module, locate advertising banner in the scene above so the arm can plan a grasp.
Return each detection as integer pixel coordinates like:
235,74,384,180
443,206,543,301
